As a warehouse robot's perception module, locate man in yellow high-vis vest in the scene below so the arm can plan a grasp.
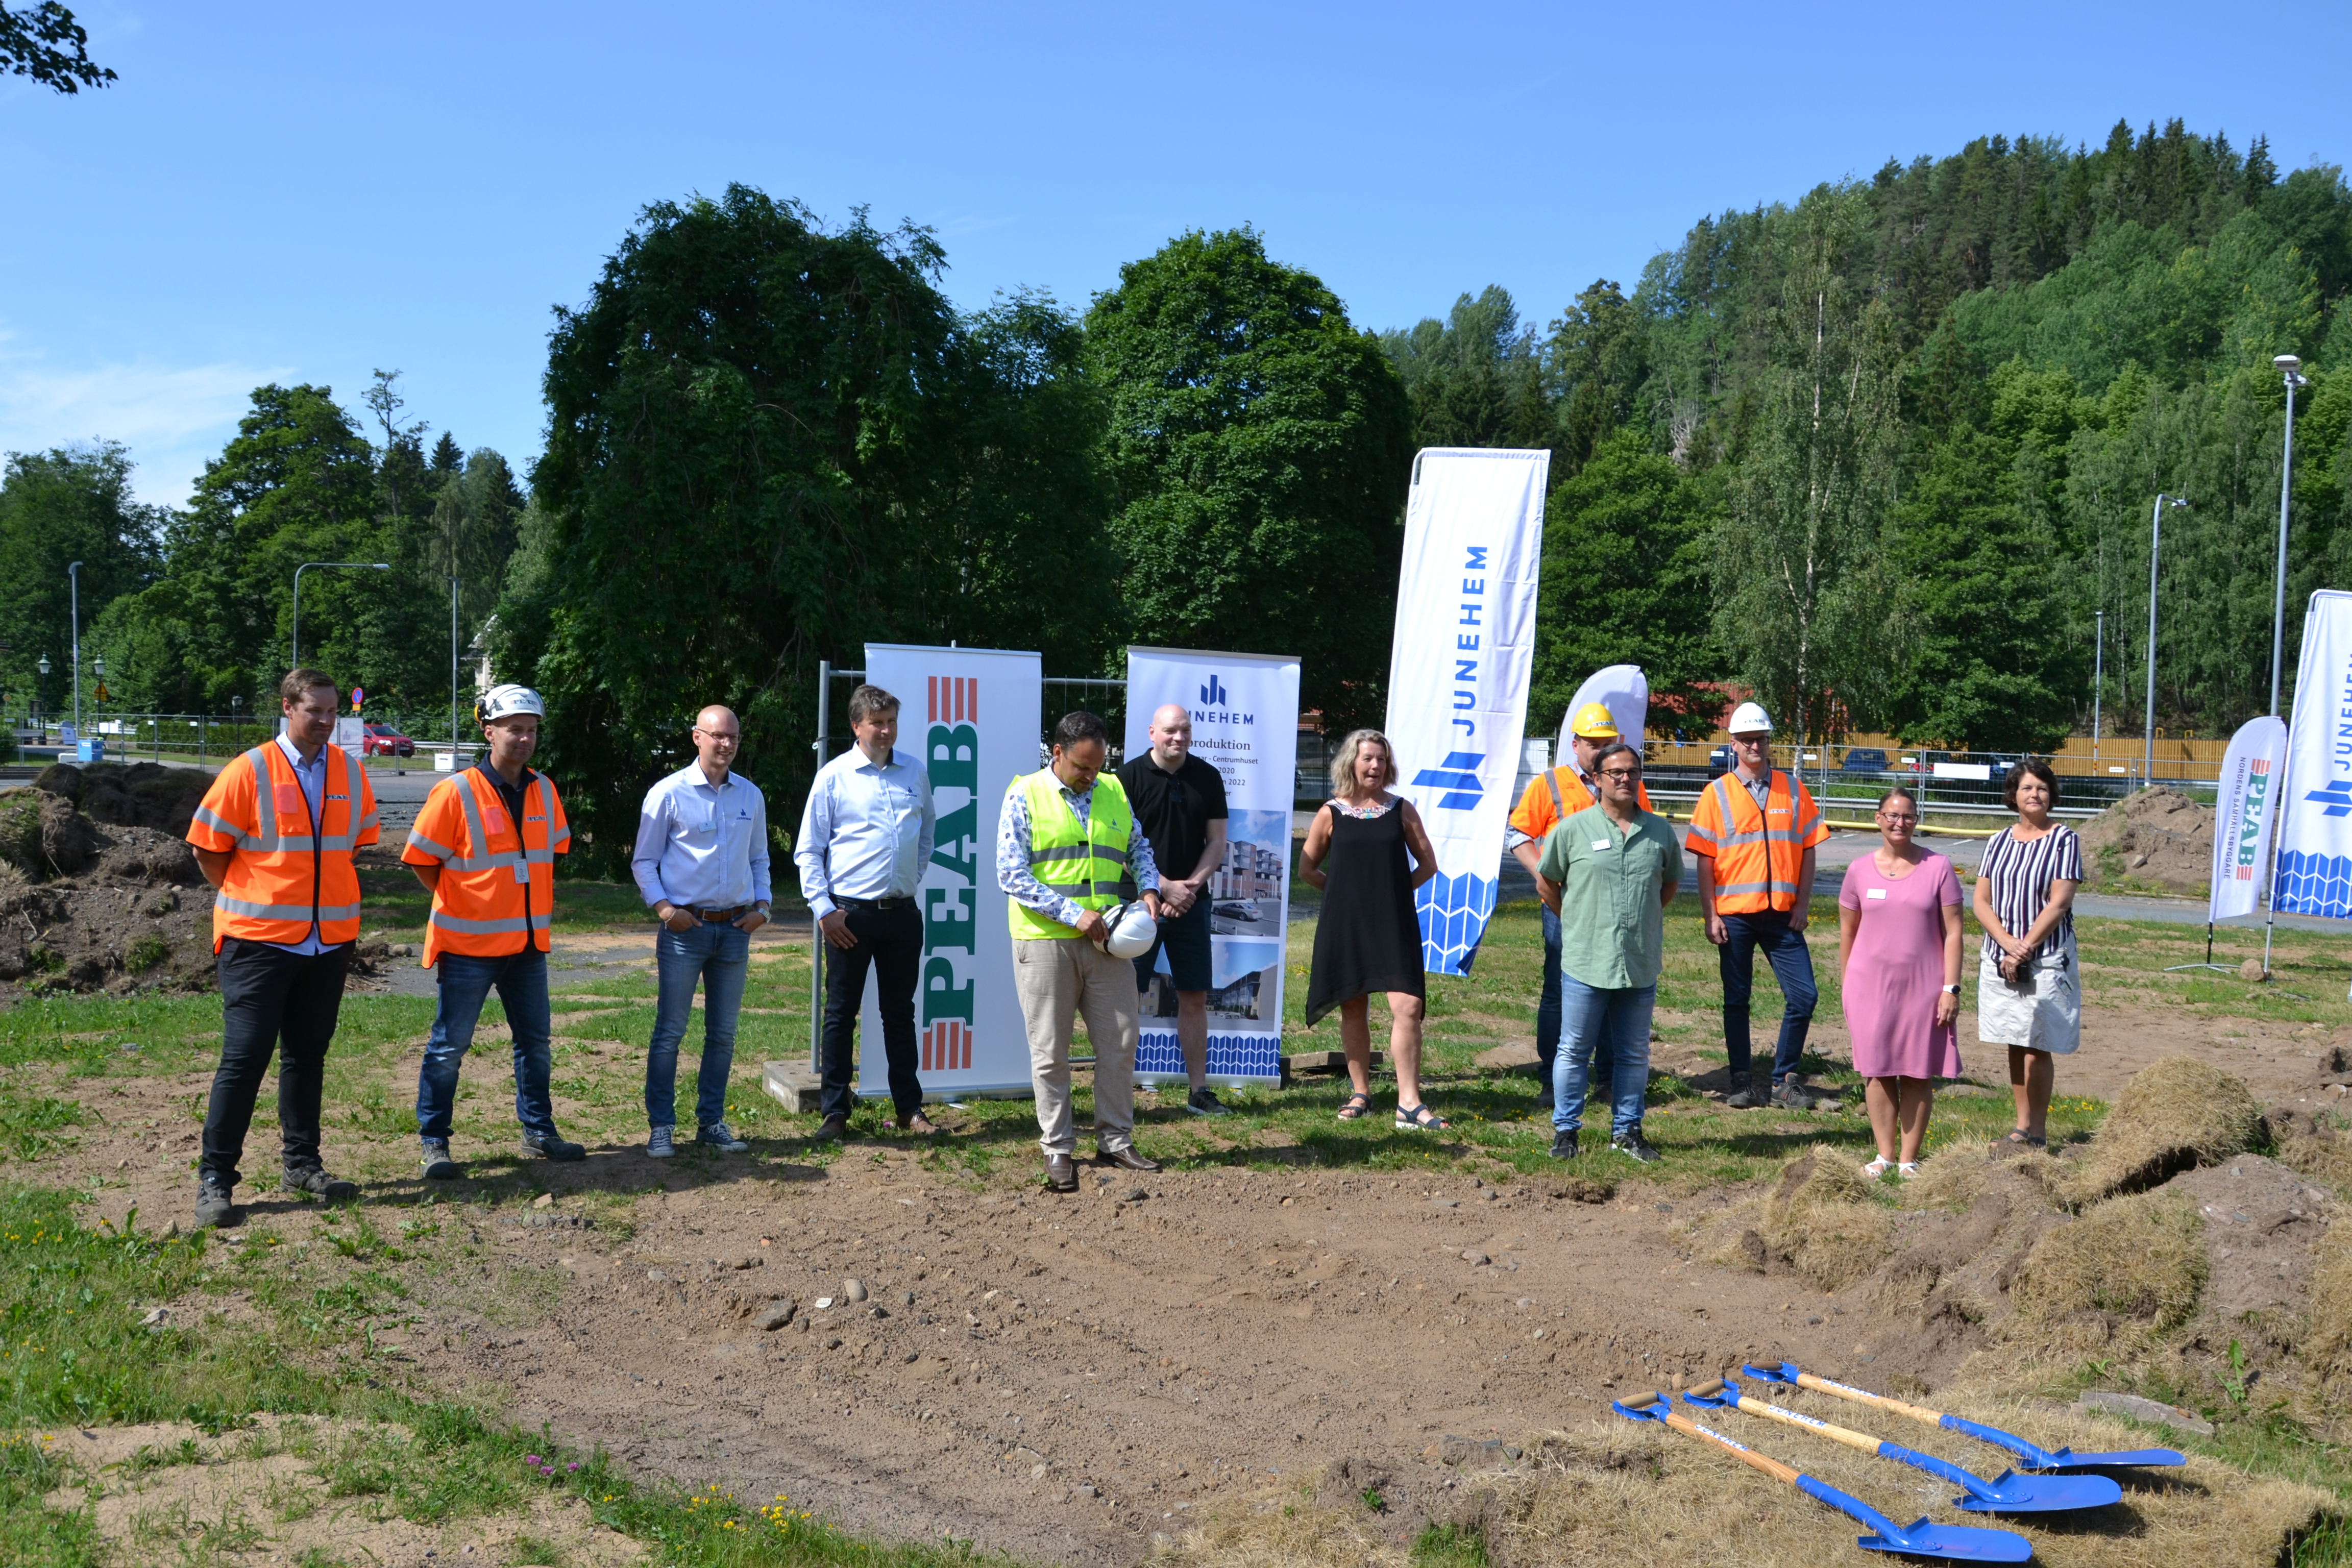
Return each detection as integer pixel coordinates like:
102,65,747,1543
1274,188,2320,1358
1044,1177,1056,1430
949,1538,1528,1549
997,711,1165,1191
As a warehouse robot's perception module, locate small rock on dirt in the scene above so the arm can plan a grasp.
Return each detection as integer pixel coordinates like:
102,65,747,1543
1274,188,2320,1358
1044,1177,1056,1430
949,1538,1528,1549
755,1301,797,1331
2239,958,2267,982
1461,1250,1491,1266
532,1192,553,1209
844,1278,869,1302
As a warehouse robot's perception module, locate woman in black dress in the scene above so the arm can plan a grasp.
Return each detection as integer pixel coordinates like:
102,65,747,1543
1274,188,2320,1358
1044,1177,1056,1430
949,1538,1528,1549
1301,729,1443,1130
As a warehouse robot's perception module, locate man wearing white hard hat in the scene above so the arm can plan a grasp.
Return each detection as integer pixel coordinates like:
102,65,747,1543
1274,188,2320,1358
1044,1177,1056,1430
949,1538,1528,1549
1685,700,1832,1110
996,710,1164,1191
1507,701,1653,1109
405,683,584,1177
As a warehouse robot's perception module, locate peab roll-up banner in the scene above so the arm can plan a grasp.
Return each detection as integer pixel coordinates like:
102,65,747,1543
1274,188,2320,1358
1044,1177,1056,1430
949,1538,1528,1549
1123,647,1301,1087
2209,715,2288,923
1385,448,1549,975
2276,591,2352,920
855,644,1042,1098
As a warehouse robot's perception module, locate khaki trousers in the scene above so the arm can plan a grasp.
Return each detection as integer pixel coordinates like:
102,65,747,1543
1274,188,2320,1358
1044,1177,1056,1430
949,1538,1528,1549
1011,936,1137,1157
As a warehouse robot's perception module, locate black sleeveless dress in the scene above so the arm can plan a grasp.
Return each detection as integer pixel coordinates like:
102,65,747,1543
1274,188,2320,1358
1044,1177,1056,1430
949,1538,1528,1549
1304,799,1427,1026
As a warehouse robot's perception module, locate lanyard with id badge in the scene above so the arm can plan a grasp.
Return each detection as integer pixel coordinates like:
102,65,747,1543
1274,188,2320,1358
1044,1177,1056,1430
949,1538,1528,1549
484,798,531,883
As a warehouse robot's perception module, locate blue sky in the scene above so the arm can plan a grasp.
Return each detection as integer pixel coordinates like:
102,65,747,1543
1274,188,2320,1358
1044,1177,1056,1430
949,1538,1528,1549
5,1,2348,506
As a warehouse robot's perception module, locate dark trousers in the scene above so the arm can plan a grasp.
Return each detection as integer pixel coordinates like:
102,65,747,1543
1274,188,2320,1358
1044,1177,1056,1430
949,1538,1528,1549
820,901,924,1119
202,938,352,1189
1719,910,1817,1082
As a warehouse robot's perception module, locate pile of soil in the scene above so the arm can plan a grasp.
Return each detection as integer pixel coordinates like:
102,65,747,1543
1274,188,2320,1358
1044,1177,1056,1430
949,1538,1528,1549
2080,785,2213,896
0,763,387,996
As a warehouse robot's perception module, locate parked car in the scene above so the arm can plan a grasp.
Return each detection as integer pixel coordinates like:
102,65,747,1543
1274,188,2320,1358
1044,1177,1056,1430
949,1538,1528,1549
1706,744,1735,779
1839,747,1889,776
361,721,415,758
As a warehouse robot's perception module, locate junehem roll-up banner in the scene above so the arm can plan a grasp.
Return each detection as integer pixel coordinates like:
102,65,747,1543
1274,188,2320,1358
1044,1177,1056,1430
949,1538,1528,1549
1385,448,1549,975
2209,714,2288,923
855,644,1043,1098
2274,591,2352,920
1122,646,1301,1087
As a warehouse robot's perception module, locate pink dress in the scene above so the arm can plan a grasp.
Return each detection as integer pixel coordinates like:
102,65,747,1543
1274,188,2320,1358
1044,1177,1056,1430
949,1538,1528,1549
1839,852,1963,1080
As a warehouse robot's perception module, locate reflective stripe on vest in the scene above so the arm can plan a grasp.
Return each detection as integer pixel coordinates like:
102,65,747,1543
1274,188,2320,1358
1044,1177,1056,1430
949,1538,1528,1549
1007,769,1133,939
420,769,559,965
208,744,365,950
1703,773,1806,912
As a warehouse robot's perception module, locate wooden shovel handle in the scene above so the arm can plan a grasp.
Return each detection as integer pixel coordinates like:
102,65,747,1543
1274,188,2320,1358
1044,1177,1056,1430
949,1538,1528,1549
1733,1393,1882,1456
1662,1408,1803,1486
1795,1369,1944,1429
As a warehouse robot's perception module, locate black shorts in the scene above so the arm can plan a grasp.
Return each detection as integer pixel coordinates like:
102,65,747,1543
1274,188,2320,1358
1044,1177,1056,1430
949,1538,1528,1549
1133,900,1213,994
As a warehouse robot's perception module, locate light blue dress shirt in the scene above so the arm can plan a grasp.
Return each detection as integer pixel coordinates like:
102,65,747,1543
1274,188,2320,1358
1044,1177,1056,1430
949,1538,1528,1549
995,776,1160,930
794,745,936,918
262,731,336,955
631,763,773,912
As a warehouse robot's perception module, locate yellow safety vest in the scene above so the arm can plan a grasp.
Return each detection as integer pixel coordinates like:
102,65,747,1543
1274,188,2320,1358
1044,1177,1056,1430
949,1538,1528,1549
1005,768,1133,940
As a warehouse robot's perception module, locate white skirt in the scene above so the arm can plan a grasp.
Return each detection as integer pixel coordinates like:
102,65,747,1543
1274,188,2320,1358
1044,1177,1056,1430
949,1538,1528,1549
1976,934,2079,1055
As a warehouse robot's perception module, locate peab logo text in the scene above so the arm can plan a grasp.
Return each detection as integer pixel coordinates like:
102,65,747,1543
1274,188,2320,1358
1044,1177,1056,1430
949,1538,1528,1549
920,676,979,1071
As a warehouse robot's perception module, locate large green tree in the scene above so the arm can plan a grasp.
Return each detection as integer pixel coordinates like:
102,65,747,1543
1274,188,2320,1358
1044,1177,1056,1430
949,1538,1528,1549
0,444,160,720
1381,286,1553,460
1,2,112,93
1087,228,1410,731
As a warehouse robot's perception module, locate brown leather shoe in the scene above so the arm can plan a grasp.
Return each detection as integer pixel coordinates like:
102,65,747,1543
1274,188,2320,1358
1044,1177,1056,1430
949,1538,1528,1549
1044,1154,1078,1192
898,1111,940,1135
1096,1145,1160,1173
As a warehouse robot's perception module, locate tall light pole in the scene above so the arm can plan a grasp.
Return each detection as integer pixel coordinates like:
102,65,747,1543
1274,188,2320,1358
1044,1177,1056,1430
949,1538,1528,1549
2145,495,2190,788
67,559,82,734
2092,608,2104,760
450,575,461,757
2272,354,2310,717
291,561,392,670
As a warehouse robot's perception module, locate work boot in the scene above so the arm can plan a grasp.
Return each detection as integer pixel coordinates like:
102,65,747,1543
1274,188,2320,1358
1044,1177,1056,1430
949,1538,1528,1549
1772,1075,1833,1111
522,1130,586,1162
193,1177,241,1229
420,1139,461,1180
1725,1071,1768,1109
1549,1129,1578,1161
282,1165,358,1202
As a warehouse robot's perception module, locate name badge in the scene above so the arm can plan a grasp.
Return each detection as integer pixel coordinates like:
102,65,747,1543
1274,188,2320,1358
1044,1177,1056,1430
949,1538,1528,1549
1590,839,1611,851
1865,887,1888,900
272,782,305,816
513,861,531,885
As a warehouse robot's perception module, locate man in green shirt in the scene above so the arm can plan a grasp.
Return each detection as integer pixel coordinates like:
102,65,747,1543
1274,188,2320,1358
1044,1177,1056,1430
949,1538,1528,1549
1534,741,1681,1163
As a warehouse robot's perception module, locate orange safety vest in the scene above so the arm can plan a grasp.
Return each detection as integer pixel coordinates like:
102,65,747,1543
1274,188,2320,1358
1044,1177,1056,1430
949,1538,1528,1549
1686,770,1822,914
1508,765,1654,842
186,743,378,951
401,766,569,965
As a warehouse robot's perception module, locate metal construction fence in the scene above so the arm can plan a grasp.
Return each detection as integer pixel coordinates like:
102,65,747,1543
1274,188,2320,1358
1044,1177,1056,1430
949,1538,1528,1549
8,712,464,771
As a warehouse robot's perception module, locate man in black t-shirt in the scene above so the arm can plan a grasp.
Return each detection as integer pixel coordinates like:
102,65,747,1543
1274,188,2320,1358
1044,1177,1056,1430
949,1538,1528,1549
1116,703,1232,1116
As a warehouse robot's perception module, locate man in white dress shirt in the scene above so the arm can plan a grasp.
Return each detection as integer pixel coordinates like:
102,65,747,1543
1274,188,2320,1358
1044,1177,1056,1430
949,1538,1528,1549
630,704,771,1159
795,684,936,1141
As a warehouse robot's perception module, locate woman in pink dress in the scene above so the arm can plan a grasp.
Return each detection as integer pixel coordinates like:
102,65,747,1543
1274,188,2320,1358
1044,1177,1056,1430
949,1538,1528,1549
1836,788,1963,1179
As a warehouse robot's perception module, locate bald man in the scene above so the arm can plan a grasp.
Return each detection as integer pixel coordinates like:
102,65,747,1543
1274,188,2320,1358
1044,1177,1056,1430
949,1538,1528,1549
1116,702,1232,1115
631,702,772,1159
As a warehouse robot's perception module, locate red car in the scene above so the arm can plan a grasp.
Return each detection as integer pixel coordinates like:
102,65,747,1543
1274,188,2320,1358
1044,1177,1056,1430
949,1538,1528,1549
361,721,415,758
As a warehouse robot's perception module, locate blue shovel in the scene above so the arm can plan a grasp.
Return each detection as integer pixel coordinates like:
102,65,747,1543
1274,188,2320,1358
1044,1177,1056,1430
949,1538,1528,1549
1683,1377,2121,1514
1742,1361,2186,1472
1612,1391,2031,1561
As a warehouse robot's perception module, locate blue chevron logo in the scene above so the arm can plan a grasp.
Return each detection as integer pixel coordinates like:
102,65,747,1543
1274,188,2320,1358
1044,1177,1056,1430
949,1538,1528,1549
1411,751,1487,811
2306,782,2352,819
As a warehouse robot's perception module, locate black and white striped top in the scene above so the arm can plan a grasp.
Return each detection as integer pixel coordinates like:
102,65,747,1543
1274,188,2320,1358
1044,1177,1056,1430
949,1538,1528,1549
1978,824,2084,960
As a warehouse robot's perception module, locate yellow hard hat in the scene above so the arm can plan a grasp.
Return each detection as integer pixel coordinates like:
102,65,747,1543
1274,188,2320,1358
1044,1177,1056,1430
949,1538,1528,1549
1571,702,1620,740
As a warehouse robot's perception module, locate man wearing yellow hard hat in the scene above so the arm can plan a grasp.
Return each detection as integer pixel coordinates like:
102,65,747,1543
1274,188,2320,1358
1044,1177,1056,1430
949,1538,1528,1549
1506,702,1651,1109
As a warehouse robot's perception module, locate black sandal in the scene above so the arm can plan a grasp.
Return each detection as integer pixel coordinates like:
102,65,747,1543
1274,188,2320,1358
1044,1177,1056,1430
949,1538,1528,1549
1336,1092,1371,1121
1396,1103,1449,1132
2003,1129,2047,1149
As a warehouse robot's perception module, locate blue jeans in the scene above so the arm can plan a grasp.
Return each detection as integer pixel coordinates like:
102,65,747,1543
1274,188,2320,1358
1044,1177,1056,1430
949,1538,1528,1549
645,921,751,1130
1719,911,1817,1081
1551,977,1655,1138
415,948,555,1141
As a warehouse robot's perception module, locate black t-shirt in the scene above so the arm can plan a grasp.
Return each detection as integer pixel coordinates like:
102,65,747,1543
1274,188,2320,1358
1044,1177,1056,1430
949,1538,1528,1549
1117,751,1228,889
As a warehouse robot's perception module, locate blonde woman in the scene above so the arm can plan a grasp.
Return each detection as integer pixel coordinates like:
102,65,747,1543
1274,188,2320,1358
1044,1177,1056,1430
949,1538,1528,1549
1300,729,1443,1129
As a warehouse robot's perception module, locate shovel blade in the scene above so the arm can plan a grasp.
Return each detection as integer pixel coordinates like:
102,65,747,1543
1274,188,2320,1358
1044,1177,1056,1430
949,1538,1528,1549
2031,1445,2186,1471
1950,1469,2124,1514
1856,1517,2033,1562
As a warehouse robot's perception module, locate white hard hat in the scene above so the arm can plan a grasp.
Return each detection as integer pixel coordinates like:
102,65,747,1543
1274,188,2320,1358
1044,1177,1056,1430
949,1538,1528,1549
1727,700,1773,736
478,683,546,723
1100,900,1159,959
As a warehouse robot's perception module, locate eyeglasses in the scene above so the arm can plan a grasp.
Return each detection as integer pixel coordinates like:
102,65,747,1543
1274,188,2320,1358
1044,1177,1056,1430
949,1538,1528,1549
1599,768,1641,781
1878,812,1918,824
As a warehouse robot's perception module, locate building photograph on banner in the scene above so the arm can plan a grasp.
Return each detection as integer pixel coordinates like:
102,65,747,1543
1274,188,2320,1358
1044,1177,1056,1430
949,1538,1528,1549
1384,448,1548,976
1122,646,1301,1086
855,644,1042,1097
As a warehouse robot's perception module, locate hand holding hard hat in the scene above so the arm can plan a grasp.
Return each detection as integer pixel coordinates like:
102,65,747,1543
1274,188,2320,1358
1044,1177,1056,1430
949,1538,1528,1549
1098,899,1160,959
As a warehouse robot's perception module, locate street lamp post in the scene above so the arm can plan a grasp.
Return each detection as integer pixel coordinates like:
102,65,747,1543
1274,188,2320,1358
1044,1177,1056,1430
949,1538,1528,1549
36,653,49,737
2145,495,2190,790
2272,355,2311,717
290,561,393,671
67,559,82,734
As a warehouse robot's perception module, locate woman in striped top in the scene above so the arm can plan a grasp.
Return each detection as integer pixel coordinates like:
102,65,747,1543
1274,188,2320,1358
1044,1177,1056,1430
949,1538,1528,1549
1969,758,2081,1148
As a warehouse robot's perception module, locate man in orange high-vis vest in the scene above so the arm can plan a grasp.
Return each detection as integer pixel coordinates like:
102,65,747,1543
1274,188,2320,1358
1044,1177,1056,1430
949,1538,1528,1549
184,669,381,1229
1684,702,1832,1111
403,684,581,1180
1506,702,1653,1110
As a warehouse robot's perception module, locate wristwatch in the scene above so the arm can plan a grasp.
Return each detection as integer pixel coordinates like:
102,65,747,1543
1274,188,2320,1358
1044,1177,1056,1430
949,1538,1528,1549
1941,984,1962,995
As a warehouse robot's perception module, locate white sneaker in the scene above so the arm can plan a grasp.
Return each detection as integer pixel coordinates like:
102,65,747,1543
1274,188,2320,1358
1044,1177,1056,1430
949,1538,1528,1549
646,1125,676,1159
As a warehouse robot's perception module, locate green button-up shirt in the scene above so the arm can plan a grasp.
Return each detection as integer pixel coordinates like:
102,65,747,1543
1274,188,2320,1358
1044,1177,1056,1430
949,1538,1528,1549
1537,803,1683,990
